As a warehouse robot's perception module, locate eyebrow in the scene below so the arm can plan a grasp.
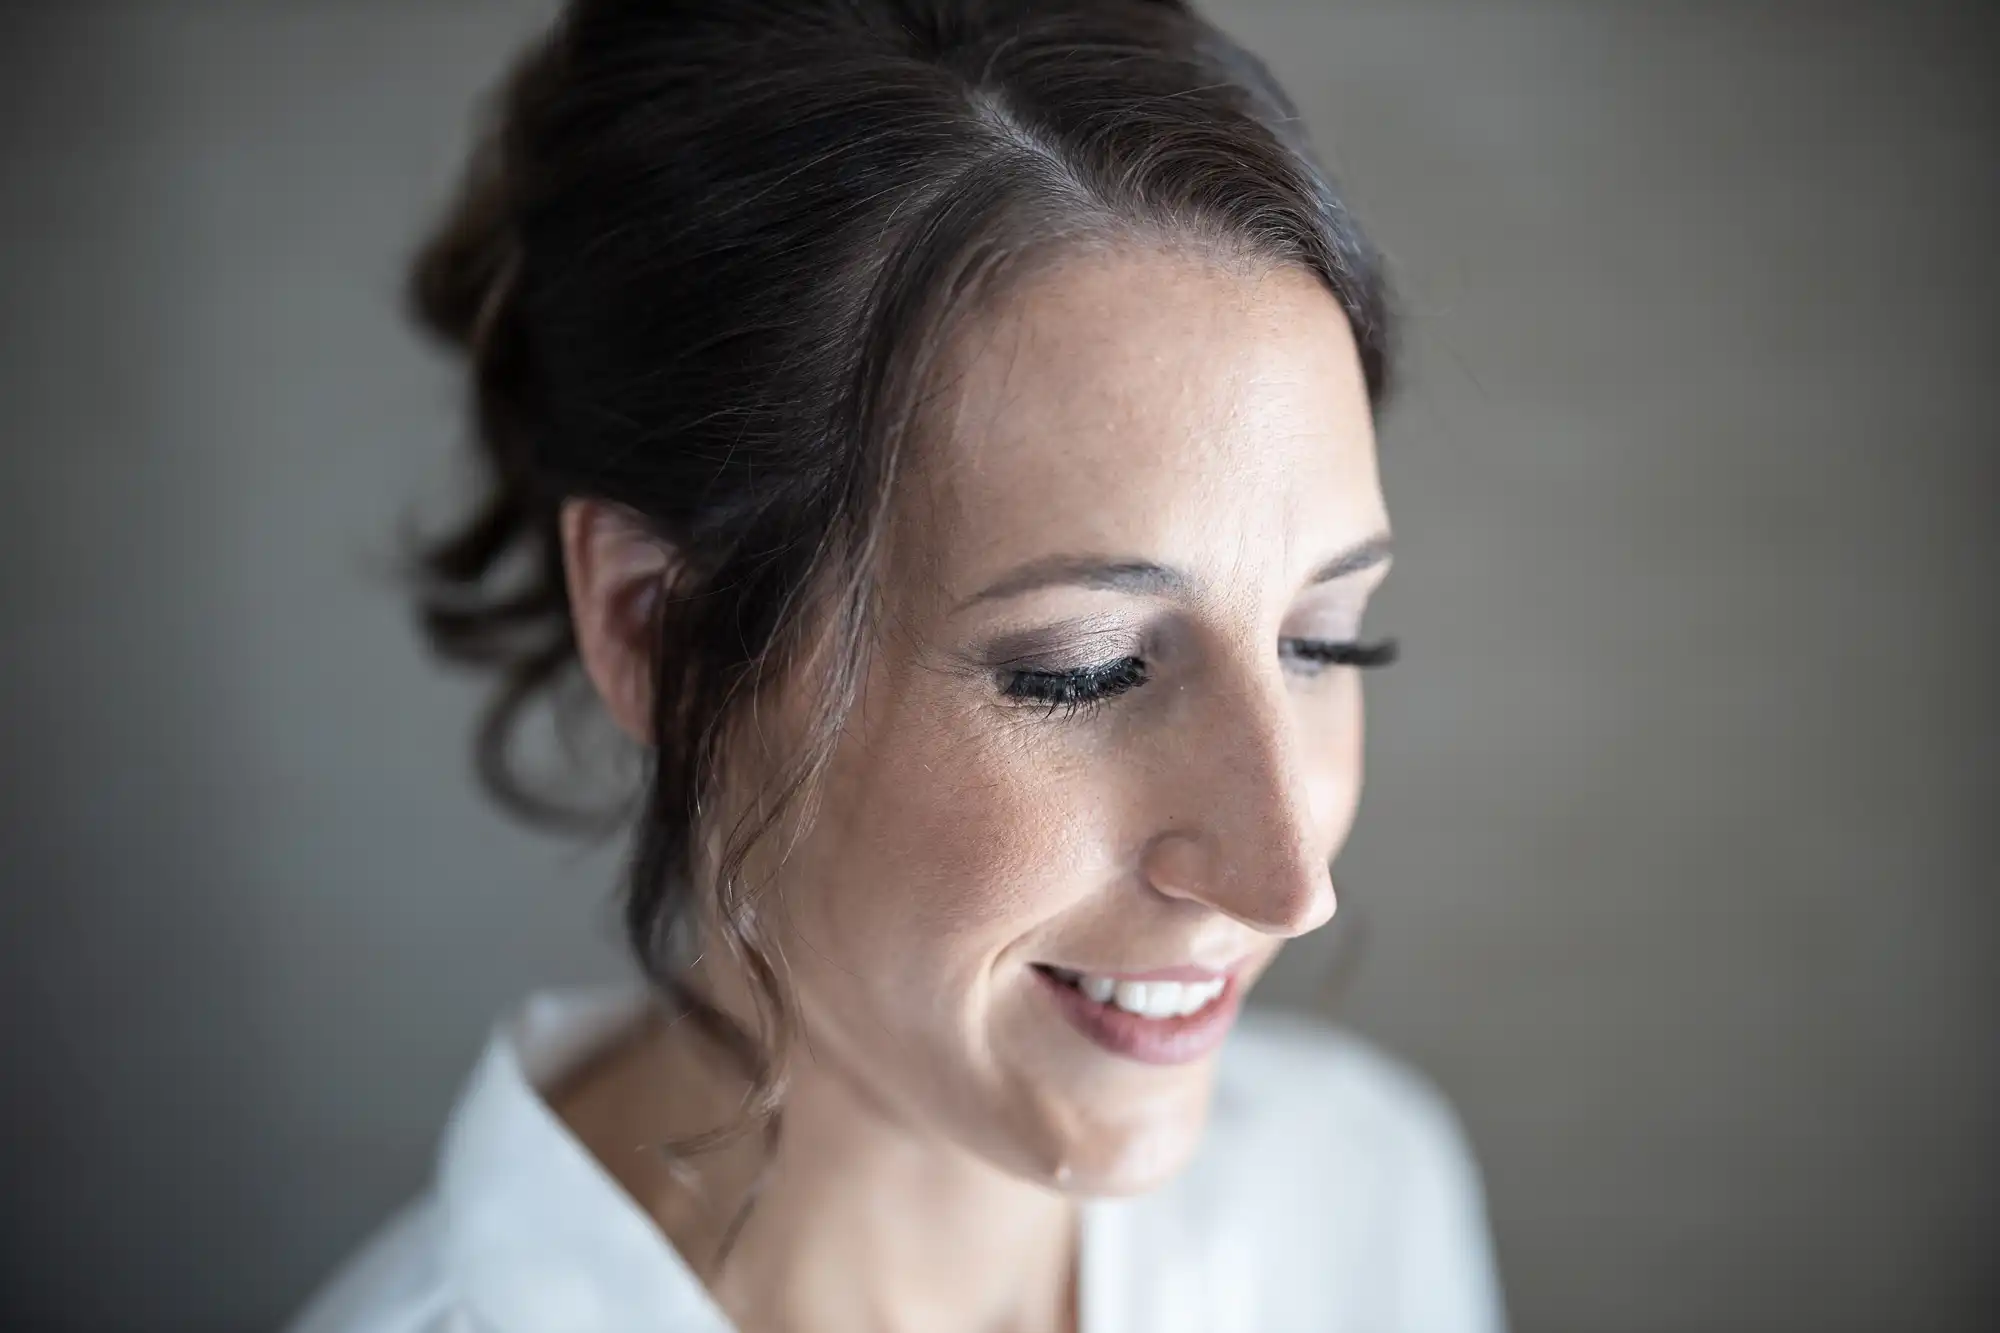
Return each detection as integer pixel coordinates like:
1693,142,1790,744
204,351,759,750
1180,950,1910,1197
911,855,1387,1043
953,531,1393,614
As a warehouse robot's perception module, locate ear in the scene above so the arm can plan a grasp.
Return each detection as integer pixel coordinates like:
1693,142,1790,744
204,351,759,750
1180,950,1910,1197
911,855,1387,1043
559,497,676,745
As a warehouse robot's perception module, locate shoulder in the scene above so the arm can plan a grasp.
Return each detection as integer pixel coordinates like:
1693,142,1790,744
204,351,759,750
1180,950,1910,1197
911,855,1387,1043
1206,1006,1491,1219
1175,1007,1509,1331
285,1193,482,1333
1216,1006,1470,1157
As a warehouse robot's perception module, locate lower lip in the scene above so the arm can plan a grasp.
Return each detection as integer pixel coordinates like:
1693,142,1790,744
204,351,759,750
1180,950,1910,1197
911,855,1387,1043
1033,968,1246,1066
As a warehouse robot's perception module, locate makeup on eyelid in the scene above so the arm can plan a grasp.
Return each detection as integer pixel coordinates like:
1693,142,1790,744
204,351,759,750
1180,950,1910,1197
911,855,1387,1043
969,582,1384,673
980,622,1149,673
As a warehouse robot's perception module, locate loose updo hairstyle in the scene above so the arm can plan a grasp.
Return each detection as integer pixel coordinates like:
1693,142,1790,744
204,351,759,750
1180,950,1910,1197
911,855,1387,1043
408,0,1393,1172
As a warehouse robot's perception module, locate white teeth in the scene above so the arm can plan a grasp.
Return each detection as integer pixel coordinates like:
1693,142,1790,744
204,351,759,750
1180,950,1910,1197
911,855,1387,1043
1069,974,1226,1019
1180,978,1225,1013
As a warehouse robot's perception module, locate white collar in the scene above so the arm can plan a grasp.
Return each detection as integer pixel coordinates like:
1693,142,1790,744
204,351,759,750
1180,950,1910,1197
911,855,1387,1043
428,984,1154,1333
436,985,737,1333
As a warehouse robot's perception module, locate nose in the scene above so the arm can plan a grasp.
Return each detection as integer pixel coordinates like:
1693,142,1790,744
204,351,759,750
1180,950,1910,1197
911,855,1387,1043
1140,666,1347,938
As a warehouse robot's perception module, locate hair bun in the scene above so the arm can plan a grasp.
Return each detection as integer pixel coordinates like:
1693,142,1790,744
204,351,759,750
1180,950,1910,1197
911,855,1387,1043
406,36,555,358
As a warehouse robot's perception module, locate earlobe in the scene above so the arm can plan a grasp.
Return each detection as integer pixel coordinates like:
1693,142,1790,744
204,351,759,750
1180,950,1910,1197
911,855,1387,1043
559,497,677,745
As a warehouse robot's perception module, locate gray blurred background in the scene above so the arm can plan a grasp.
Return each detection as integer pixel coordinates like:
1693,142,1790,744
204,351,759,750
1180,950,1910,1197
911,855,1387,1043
2,2,1993,1330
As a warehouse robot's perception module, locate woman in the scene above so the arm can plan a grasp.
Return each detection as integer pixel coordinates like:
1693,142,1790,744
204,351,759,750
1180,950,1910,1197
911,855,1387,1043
293,1,1505,1329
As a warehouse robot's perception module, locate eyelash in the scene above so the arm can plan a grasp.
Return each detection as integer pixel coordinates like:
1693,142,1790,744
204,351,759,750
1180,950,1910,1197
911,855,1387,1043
1000,637,1400,721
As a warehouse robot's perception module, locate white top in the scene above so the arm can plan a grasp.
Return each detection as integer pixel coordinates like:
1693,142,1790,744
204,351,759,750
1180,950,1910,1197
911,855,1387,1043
289,986,1506,1333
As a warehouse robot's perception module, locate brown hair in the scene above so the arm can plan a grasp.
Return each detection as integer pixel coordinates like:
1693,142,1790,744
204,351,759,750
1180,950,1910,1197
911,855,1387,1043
406,0,1392,1250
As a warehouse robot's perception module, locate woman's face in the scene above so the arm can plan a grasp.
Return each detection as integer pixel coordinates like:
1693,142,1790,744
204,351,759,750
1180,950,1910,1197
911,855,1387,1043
730,246,1394,1196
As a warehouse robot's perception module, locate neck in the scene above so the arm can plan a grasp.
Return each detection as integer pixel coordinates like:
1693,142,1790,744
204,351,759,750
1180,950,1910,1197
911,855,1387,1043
551,1006,1079,1333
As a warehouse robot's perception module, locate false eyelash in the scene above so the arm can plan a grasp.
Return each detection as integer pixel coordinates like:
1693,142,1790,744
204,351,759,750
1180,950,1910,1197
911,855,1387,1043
1000,636,1400,721
1281,635,1400,669
1002,656,1150,720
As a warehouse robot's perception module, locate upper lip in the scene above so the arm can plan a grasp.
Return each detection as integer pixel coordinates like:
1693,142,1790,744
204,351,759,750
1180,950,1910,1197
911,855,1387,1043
1036,958,1251,984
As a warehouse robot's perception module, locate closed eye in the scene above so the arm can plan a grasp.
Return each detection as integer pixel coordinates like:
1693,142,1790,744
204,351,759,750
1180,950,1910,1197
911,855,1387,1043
1000,656,1149,719
1281,635,1400,672
999,636,1398,721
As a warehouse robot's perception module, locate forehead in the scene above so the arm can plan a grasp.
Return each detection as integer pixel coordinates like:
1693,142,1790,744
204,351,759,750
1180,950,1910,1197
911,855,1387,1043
904,245,1386,613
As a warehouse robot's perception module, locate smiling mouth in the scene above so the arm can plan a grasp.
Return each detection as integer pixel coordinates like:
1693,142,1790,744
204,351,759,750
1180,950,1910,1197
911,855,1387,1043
1030,963,1245,1065
1034,964,1229,1020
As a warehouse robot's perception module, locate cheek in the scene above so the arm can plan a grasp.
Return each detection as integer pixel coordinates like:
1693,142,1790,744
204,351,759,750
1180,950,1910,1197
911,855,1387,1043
790,697,1101,1003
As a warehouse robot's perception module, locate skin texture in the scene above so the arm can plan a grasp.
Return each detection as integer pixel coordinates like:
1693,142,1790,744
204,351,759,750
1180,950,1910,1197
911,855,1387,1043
553,244,1391,1333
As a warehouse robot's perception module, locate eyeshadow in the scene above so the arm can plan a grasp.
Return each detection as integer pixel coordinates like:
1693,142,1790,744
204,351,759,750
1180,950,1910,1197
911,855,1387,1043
978,619,1142,670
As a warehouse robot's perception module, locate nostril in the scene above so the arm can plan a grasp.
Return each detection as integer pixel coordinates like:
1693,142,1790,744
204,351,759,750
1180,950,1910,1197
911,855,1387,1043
1139,827,1215,903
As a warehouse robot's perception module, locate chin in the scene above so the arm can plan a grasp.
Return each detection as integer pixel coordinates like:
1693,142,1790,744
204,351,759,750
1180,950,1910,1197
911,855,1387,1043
1063,1114,1212,1197
1030,1072,1220,1198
